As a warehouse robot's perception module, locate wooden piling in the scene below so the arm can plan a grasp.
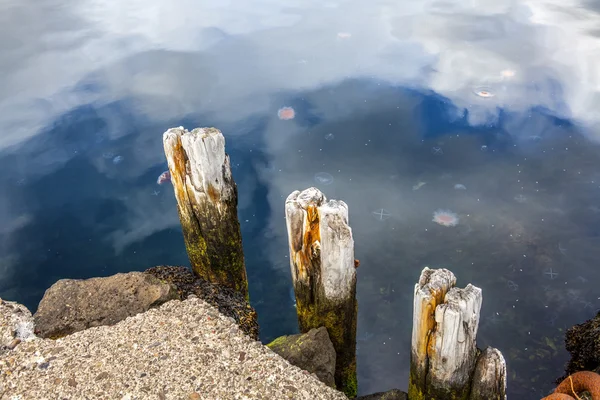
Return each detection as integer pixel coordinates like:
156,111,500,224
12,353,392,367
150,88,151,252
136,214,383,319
163,127,248,298
285,187,357,397
410,267,456,400
409,267,506,400
469,347,507,400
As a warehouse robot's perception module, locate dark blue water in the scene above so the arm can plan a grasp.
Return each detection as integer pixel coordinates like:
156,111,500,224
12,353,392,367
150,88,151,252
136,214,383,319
2,1,600,398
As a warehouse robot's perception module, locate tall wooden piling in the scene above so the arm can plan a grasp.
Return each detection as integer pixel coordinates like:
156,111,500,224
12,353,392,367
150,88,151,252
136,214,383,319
163,127,248,298
285,187,357,397
409,267,506,400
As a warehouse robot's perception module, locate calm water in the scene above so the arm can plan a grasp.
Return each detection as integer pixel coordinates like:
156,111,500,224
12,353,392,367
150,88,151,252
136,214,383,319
2,0,600,398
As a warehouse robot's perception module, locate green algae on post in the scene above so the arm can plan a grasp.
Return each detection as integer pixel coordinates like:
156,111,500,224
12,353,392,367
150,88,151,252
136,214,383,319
163,127,248,299
284,187,357,398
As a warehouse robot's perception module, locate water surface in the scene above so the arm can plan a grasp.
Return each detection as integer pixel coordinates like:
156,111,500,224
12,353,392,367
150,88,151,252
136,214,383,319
1,0,600,397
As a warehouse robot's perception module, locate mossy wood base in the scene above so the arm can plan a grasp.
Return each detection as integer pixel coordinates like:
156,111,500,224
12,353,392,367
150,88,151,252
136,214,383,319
296,285,358,397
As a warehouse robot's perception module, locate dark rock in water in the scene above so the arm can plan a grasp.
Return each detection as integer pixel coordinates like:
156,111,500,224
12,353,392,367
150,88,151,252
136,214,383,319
355,389,408,400
557,310,600,383
144,265,259,340
267,327,336,388
34,272,178,339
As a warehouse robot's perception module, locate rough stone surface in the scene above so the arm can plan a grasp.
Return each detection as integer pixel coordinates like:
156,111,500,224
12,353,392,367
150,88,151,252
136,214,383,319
0,296,349,400
355,389,408,400
144,265,259,340
34,272,178,339
557,310,600,383
0,298,36,354
267,327,336,388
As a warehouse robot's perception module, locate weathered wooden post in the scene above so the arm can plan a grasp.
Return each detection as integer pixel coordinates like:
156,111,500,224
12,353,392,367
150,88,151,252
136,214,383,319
163,127,248,298
409,267,506,400
285,187,357,397
470,347,507,400
410,268,456,399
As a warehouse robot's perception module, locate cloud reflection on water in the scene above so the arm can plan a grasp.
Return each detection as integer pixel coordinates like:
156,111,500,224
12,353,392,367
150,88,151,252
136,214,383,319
1,0,600,397
1,0,600,153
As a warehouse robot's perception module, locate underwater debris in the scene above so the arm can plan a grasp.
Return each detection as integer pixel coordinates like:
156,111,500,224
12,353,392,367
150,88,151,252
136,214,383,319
544,268,559,280
412,181,426,191
432,209,459,227
157,170,171,185
473,86,495,98
278,107,295,120
431,146,443,155
314,172,334,185
372,208,391,221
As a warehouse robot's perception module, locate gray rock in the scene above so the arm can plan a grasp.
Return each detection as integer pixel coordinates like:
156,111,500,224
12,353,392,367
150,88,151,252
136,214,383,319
0,298,36,352
34,272,178,339
1,297,349,400
267,326,336,388
356,389,408,400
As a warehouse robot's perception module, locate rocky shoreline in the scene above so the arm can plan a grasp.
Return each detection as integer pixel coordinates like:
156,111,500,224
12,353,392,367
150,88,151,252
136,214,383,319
0,267,407,399
3,266,598,399
1,295,350,399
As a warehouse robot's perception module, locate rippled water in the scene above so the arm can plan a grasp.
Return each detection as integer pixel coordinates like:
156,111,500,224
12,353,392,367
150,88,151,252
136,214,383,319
1,0,600,397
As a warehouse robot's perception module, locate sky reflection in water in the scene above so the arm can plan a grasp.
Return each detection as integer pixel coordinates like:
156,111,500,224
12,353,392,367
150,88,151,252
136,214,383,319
1,0,600,398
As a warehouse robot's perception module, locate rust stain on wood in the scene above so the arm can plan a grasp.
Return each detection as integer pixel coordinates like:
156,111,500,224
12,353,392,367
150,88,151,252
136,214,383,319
424,287,448,360
416,300,435,357
294,205,322,279
206,182,220,204
304,205,321,249
427,320,437,359
169,135,189,206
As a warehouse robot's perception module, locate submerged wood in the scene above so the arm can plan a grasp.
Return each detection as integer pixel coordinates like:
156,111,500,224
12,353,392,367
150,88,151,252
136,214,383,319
163,127,247,298
285,187,357,397
409,267,506,400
